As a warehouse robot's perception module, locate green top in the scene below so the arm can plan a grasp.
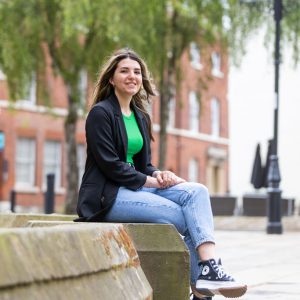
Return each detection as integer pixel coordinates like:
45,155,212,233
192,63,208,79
123,112,144,164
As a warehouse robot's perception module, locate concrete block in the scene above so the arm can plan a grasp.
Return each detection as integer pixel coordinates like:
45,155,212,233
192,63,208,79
0,224,152,300
0,213,76,227
124,224,190,300
26,220,190,300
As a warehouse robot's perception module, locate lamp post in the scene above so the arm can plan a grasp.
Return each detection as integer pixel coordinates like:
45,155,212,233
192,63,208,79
267,0,283,234
240,0,283,233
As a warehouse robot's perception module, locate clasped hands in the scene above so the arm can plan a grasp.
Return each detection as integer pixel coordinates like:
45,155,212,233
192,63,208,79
144,170,186,188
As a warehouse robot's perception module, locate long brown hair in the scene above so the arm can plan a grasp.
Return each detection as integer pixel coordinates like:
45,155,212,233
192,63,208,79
92,48,156,140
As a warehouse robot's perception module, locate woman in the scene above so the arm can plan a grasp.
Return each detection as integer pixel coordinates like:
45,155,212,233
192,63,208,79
76,48,247,299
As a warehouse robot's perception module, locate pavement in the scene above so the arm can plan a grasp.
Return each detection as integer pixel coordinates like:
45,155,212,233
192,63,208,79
211,216,300,299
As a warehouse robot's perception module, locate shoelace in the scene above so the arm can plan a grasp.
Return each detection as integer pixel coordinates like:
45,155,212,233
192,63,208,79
212,263,233,280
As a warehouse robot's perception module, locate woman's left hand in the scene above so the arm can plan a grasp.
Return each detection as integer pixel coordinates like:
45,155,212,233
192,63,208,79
153,170,185,188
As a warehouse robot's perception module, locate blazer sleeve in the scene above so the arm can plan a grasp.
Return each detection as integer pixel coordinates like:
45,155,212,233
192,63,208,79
86,106,147,190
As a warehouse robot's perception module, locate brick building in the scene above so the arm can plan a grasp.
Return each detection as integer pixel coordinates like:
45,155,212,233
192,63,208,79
0,42,229,212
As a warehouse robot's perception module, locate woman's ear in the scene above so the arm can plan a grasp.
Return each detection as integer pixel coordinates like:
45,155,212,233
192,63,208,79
109,78,114,86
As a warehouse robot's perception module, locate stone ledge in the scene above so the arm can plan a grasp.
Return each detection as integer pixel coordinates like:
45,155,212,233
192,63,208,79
0,213,76,227
26,220,190,300
0,223,152,300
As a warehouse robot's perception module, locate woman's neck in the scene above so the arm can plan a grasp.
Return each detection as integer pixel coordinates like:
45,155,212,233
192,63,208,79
115,90,132,116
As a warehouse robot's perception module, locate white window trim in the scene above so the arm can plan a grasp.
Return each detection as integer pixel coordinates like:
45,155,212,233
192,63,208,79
18,73,37,106
15,138,36,189
189,91,200,132
167,97,176,129
190,42,203,70
14,185,40,194
43,141,63,190
152,123,229,145
211,97,220,137
0,99,71,117
211,52,224,78
188,158,199,182
0,69,6,80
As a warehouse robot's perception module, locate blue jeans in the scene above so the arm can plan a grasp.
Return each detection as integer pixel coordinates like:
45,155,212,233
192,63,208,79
103,182,215,284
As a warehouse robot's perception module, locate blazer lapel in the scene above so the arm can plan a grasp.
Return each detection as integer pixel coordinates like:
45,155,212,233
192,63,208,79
109,93,128,160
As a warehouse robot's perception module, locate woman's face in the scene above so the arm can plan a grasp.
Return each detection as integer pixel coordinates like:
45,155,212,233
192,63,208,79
110,58,143,98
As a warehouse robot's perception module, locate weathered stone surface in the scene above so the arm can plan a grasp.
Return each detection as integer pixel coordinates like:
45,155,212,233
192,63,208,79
124,224,190,300
0,213,76,228
0,224,152,300
26,220,191,300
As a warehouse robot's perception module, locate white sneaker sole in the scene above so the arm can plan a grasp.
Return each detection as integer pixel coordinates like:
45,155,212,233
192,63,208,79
196,280,247,298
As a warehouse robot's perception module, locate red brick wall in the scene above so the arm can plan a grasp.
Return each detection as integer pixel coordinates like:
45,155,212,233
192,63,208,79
0,43,229,210
151,45,229,190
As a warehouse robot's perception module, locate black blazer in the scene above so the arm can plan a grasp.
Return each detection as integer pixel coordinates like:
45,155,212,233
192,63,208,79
76,93,158,222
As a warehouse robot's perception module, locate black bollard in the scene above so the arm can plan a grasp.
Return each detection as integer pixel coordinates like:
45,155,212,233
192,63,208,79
44,173,55,214
267,155,282,234
10,189,16,212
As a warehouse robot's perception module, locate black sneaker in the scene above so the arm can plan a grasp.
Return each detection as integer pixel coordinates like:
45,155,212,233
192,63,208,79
196,258,247,298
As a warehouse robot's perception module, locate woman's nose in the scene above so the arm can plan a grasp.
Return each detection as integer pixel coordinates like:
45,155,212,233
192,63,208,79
127,70,135,78
128,71,133,78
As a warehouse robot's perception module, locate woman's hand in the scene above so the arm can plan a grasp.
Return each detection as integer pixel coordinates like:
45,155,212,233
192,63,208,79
143,176,162,188
152,170,186,188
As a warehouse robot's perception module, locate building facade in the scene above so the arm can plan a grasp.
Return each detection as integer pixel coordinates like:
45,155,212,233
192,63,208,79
0,42,229,212
151,43,229,194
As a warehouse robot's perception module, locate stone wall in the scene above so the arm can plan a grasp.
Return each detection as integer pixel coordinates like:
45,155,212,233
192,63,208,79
0,222,152,300
0,214,191,300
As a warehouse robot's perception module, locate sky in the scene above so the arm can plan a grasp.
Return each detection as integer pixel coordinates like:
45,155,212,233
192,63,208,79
228,29,300,203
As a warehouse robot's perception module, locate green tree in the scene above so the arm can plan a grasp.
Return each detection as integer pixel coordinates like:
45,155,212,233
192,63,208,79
1,0,299,212
117,0,300,170
227,0,300,65
0,0,117,213
114,0,229,170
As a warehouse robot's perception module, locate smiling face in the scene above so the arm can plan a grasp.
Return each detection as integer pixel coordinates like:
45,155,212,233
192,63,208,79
110,58,143,99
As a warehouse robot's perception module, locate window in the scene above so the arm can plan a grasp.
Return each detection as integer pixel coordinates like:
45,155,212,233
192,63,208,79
211,52,223,77
190,42,202,70
43,141,62,189
188,158,198,182
189,91,199,132
17,73,37,105
27,73,37,104
167,97,176,128
77,144,86,182
211,97,220,137
15,138,36,187
0,69,6,80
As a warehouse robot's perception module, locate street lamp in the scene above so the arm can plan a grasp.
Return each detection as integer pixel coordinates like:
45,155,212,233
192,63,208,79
267,0,283,234
240,0,283,233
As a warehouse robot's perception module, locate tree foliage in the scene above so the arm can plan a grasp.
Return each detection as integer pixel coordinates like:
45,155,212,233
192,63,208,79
0,0,300,211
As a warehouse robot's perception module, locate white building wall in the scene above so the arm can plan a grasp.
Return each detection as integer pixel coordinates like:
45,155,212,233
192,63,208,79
229,30,300,205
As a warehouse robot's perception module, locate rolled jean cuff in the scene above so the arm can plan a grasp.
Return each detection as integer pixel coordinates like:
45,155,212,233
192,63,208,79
195,236,215,250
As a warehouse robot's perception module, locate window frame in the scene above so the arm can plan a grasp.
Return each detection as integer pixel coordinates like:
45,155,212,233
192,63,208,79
189,91,200,132
211,97,220,137
15,137,36,189
43,140,62,190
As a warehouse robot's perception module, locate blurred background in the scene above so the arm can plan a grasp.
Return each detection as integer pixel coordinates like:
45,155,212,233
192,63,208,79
0,0,299,217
